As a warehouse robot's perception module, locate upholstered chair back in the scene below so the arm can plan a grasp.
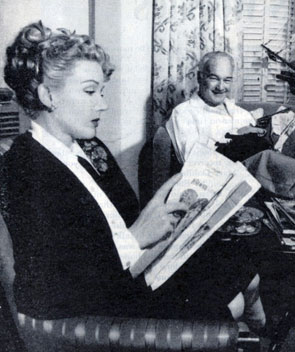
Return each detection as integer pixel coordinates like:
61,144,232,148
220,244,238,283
0,213,15,313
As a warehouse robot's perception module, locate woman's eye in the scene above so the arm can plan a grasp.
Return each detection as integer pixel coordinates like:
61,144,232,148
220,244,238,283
85,90,95,95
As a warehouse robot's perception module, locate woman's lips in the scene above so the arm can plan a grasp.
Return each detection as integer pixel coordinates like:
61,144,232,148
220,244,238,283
91,118,100,127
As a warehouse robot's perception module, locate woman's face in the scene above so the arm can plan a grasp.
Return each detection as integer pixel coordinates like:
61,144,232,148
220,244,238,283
50,60,108,143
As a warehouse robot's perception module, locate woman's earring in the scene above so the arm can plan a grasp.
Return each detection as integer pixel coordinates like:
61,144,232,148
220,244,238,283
48,104,56,113
46,87,56,112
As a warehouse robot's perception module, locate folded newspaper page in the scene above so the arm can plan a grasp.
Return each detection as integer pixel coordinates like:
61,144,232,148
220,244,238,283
272,107,295,136
272,107,295,151
130,143,261,289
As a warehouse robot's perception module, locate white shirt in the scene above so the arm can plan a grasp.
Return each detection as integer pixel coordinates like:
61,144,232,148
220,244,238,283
166,95,255,163
30,121,143,270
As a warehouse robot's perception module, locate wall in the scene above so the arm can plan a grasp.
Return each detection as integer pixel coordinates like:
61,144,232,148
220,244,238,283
94,0,153,194
0,0,89,87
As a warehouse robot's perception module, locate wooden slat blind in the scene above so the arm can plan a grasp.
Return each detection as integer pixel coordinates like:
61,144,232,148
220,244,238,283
0,102,19,138
242,0,295,104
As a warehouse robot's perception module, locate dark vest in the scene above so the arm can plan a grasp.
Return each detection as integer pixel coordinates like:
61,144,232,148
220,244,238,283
3,133,150,319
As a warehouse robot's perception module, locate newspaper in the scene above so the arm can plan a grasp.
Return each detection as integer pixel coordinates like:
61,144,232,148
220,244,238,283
130,143,261,289
264,200,295,247
272,107,295,151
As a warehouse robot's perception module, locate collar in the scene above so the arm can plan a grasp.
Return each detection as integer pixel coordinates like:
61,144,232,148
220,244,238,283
190,94,236,116
30,120,88,163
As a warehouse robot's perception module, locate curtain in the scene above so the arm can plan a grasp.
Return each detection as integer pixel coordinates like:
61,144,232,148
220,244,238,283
152,0,244,129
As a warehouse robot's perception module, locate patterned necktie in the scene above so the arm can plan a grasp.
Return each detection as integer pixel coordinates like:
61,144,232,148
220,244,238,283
77,156,101,185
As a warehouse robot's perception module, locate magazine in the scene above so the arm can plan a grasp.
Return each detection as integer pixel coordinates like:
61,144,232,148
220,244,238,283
130,143,261,289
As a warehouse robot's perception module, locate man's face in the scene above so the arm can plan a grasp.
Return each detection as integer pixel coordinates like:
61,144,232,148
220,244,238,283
198,56,233,107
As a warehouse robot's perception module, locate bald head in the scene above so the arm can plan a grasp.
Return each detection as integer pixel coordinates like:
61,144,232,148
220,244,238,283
199,52,234,73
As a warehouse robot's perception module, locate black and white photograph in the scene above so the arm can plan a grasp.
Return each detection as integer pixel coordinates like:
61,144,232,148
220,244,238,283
0,1,295,351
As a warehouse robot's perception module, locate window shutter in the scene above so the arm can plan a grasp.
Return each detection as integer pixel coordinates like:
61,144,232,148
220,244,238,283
0,102,19,138
242,0,295,104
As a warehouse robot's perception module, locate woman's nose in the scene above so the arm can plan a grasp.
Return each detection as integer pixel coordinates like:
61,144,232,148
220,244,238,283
95,96,108,111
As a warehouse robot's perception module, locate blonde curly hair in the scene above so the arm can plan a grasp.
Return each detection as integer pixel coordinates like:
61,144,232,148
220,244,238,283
4,21,114,119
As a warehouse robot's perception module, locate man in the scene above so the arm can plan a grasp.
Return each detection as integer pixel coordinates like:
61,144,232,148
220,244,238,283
166,51,265,163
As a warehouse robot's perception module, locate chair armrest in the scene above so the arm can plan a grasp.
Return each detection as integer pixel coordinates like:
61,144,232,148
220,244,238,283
152,126,173,194
18,315,248,351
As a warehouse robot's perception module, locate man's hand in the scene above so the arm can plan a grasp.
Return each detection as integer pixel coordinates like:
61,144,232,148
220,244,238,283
129,174,188,249
237,125,266,137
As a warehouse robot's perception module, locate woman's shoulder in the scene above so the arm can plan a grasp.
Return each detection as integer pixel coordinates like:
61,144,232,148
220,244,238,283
0,133,35,215
3,132,33,161
3,132,48,171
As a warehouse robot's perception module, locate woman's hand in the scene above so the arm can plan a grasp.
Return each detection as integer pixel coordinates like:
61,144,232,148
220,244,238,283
129,174,188,249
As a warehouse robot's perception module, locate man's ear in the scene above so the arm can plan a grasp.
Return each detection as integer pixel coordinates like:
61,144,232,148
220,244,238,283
37,84,53,109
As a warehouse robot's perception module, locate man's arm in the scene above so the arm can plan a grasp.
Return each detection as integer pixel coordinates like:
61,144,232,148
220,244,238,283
232,105,266,136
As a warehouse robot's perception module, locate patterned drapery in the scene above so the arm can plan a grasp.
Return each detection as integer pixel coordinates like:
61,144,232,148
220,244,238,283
152,0,244,129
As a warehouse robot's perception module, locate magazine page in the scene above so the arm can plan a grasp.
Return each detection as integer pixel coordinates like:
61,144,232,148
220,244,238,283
167,142,237,205
145,161,260,288
149,176,260,290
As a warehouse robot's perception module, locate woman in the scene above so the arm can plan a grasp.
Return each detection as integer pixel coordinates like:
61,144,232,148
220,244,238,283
2,21,264,330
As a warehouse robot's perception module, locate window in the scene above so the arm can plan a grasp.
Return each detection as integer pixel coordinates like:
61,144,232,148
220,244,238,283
242,0,295,104
0,102,19,138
